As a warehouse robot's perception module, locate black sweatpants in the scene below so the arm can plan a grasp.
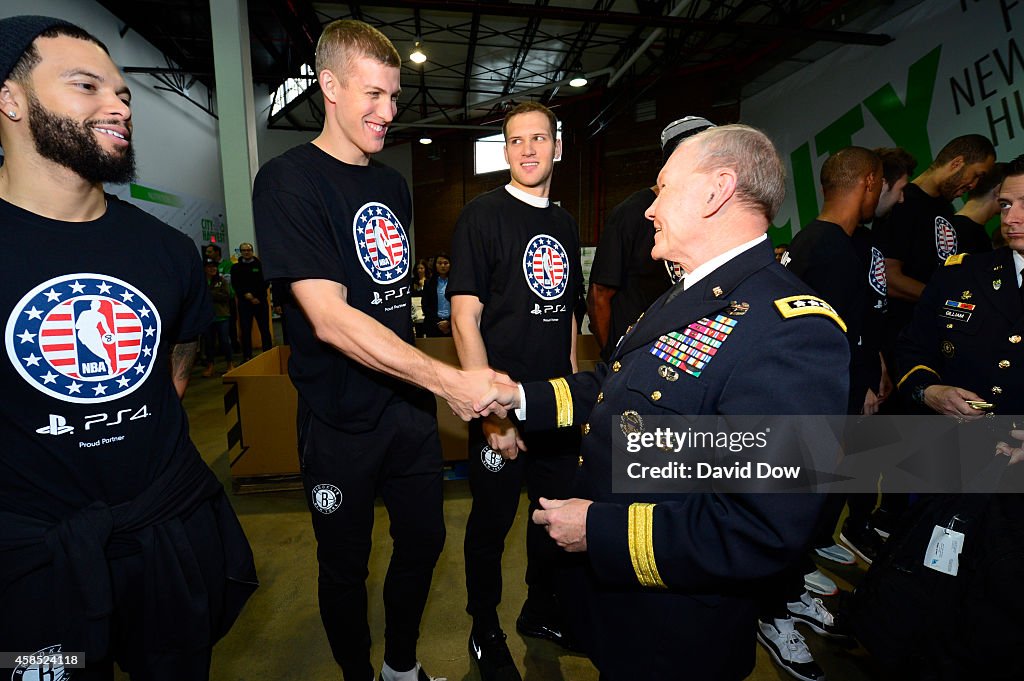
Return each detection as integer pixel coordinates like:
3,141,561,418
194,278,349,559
299,397,445,680
237,298,272,359
463,419,579,629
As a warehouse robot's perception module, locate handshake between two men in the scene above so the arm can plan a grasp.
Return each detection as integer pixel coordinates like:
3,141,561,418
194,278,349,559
443,367,590,553
445,367,523,427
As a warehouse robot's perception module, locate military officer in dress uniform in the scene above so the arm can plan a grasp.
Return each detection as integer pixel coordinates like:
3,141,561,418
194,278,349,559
484,125,850,680
897,155,1024,420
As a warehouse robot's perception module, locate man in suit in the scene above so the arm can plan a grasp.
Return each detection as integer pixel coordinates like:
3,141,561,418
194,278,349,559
485,124,850,679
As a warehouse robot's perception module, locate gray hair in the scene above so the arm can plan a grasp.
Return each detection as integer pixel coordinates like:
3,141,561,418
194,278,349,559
689,124,786,222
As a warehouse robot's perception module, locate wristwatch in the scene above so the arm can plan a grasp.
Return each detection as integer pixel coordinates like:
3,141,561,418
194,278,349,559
911,384,927,405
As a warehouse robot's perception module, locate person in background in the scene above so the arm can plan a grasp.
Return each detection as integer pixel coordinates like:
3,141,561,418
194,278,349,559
231,241,273,361
422,253,452,337
202,257,235,376
950,162,1005,254
587,115,716,361
411,259,429,338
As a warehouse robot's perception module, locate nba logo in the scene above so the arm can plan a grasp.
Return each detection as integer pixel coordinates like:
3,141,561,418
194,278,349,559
354,201,410,284
71,298,119,378
6,274,160,404
522,234,569,301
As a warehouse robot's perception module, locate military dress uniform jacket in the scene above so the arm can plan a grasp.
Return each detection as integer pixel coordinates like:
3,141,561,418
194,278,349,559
521,240,850,680
896,247,1024,415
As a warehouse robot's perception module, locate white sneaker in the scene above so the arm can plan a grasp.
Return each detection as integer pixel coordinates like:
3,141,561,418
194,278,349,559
803,568,838,596
379,662,447,681
787,591,850,639
757,617,825,681
814,543,856,565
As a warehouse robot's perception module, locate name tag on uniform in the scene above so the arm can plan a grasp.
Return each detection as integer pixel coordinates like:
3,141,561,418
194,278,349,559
942,308,972,323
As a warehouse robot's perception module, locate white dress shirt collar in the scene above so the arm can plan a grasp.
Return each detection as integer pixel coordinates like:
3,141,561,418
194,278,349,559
682,234,768,290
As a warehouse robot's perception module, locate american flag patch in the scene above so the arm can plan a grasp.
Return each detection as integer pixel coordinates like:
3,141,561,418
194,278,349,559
934,216,958,260
649,314,737,378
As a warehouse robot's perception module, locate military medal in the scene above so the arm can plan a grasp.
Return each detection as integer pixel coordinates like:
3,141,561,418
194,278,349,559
620,410,644,436
726,301,750,316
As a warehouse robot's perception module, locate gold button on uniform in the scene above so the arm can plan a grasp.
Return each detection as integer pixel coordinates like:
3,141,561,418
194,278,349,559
612,361,622,372
582,423,590,435
651,391,662,401
597,392,604,403
999,360,1011,369
1011,335,1022,344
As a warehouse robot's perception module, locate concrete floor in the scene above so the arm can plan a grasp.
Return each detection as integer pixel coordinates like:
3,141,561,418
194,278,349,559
175,348,885,681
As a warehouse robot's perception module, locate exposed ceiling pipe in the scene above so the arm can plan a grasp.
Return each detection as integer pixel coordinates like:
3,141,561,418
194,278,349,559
608,0,692,87
406,66,614,127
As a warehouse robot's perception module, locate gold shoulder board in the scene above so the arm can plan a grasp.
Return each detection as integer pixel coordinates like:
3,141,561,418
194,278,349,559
944,254,967,266
774,295,847,333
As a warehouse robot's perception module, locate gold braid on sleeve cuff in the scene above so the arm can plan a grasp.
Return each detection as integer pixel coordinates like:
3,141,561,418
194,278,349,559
548,377,573,428
896,364,940,389
628,503,666,589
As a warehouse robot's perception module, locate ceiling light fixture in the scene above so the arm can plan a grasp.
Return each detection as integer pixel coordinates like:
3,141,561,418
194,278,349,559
568,72,588,88
410,42,427,64
419,137,433,145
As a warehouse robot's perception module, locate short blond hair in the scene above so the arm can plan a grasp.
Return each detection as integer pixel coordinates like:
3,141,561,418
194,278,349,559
689,124,786,222
502,101,557,140
315,19,400,82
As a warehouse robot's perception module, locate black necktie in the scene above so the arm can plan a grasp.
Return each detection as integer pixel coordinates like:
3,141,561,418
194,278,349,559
664,278,686,306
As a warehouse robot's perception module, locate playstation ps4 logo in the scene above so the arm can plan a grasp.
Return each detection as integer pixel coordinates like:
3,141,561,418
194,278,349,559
37,413,75,435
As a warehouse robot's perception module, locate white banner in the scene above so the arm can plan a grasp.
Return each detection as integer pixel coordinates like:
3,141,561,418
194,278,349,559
743,0,1024,242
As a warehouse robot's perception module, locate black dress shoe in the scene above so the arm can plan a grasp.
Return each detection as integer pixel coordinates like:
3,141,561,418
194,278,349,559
515,603,583,652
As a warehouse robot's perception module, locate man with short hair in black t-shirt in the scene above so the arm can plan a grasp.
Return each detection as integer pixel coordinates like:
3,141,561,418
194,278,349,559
449,101,585,681
588,116,715,361
951,162,1005,254
0,16,256,681
763,148,885,681
874,135,995,365
252,19,501,681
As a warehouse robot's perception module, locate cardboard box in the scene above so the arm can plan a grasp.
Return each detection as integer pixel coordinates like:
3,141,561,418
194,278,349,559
223,346,298,480
221,336,604,486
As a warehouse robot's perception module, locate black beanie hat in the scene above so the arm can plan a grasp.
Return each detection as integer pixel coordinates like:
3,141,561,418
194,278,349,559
0,15,77,84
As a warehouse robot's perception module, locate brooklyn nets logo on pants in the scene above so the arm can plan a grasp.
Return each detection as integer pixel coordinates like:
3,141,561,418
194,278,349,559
480,444,505,473
312,483,342,514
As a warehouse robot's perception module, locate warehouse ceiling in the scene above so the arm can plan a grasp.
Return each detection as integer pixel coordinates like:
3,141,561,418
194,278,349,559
95,0,922,141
